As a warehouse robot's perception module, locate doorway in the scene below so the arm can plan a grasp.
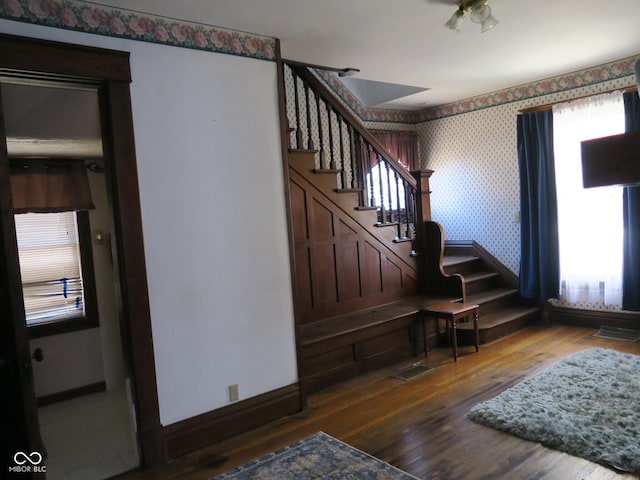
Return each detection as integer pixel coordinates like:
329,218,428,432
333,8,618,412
2,78,139,479
0,33,164,476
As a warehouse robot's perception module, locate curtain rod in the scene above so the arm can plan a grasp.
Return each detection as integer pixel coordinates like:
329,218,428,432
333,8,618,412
519,85,637,114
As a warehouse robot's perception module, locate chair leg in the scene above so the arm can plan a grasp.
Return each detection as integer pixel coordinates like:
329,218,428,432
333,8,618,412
422,319,428,359
450,318,458,361
473,310,479,352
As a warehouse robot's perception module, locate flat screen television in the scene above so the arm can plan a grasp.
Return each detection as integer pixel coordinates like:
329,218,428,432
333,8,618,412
580,59,640,188
581,129,640,188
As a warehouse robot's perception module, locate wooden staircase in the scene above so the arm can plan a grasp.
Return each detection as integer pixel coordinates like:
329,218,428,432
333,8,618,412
442,242,540,344
282,60,539,393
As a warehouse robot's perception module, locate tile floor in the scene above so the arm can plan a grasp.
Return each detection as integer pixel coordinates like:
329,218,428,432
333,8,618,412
38,387,139,480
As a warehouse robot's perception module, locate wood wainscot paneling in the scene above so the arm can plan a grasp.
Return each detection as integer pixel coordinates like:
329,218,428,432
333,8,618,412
289,151,418,325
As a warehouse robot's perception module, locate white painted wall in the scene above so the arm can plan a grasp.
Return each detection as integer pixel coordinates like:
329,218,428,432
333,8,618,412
1,20,298,426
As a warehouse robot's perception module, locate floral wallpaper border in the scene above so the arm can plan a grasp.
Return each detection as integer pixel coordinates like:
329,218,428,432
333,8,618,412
318,55,640,124
0,0,277,61
2,0,637,117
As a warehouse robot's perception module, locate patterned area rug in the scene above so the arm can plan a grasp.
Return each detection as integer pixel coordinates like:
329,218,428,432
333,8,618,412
467,348,640,474
209,432,418,479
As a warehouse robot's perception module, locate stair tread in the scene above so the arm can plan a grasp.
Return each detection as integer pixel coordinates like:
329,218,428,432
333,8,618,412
442,255,479,267
457,305,540,330
466,287,518,304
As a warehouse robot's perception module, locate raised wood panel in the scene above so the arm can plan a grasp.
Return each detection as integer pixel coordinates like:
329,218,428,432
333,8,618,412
289,180,308,241
336,241,361,302
294,245,313,312
311,243,337,305
337,218,358,239
302,344,355,375
382,256,403,292
360,241,383,296
361,328,412,359
310,198,334,239
403,272,418,292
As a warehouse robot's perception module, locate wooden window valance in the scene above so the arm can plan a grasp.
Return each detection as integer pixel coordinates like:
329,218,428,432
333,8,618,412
10,158,95,213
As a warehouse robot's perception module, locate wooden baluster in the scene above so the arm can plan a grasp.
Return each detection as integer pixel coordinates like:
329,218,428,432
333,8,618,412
385,160,393,224
293,73,303,149
366,142,375,208
327,106,335,170
353,130,360,185
352,129,367,205
316,92,325,167
303,81,314,150
394,169,402,238
347,124,357,192
377,153,387,224
284,64,297,149
338,116,347,189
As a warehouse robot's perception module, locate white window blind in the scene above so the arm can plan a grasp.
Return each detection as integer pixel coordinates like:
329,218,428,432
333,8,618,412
14,211,85,325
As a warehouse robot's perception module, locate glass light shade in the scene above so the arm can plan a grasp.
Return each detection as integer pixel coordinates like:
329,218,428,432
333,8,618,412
470,4,490,23
481,13,499,32
444,10,464,31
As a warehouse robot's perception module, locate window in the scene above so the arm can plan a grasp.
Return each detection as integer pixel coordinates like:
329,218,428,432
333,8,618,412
552,92,625,309
14,210,98,336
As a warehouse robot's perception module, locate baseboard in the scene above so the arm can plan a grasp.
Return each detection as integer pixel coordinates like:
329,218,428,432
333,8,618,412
544,302,640,330
471,241,519,289
163,383,303,460
36,381,106,407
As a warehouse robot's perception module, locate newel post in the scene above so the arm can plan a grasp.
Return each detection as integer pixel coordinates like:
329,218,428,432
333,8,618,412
411,169,434,281
411,168,433,223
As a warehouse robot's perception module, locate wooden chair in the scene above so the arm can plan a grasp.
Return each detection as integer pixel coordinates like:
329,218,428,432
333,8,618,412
419,302,480,361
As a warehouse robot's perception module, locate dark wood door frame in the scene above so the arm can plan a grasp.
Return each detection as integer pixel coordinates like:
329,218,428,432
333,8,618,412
0,33,166,467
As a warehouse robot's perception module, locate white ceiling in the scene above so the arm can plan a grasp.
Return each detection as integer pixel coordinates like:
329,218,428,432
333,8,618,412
91,0,640,109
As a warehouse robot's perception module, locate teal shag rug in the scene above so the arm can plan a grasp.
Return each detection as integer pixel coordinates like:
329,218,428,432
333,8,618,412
467,348,640,474
209,432,418,479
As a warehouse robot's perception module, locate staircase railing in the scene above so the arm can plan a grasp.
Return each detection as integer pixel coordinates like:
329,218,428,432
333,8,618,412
283,61,420,243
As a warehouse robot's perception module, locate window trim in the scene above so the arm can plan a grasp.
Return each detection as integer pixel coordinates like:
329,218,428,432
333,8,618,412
27,211,99,338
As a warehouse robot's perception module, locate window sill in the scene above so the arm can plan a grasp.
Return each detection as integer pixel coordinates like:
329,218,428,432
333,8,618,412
28,315,99,339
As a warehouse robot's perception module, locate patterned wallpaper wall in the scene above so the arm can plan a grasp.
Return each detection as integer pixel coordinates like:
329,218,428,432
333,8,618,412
312,61,639,310
416,75,637,285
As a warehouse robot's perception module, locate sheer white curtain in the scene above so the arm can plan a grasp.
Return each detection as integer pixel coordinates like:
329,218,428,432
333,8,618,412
552,92,625,307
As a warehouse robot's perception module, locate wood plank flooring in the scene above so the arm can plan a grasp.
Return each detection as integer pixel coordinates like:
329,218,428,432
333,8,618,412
114,323,640,480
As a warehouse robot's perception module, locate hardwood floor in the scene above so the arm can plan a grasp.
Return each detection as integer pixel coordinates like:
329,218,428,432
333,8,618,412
115,323,640,480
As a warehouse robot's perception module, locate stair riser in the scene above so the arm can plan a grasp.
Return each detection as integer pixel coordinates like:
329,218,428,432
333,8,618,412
465,277,500,296
444,245,474,256
457,311,540,345
443,259,484,276
476,294,519,317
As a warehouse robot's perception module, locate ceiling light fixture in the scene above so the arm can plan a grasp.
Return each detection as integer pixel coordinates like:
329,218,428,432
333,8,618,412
445,0,499,33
